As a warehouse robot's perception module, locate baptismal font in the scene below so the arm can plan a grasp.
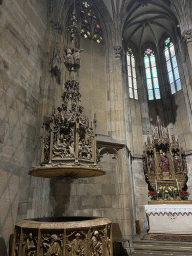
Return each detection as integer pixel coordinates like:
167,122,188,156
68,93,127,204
143,117,188,201
11,9,112,256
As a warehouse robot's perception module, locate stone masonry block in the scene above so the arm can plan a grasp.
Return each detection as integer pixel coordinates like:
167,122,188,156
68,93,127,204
17,202,28,215
96,195,112,208
81,196,96,208
101,184,116,195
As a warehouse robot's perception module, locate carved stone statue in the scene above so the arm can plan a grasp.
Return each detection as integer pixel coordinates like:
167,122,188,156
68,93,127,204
66,233,85,256
23,233,37,256
50,43,62,84
91,231,102,256
52,139,67,158
159,150,169,173
64,49,73,70
42,234,61,256
173,152,182,173
148,155,155,173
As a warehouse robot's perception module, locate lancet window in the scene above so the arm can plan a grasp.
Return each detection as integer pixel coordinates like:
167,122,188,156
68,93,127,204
144,48,160,100
80,1,103,44
127,48,138,99
164,37,181,94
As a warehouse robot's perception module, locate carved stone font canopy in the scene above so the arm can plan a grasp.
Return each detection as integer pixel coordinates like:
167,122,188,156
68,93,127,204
29,12,104,179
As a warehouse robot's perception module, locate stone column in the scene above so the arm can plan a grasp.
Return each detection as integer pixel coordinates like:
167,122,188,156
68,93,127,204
183,29,192,71
107,44,129,143
137,58,151,142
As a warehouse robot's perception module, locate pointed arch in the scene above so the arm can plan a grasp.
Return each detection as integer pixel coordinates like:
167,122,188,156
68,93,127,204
144,47,161,100
80,1,104,44
164,37,181,94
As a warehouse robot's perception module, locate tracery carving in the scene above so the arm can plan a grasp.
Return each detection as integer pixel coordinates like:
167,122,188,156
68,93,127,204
41,78,101,167
67,12,80,42
29,9,104,178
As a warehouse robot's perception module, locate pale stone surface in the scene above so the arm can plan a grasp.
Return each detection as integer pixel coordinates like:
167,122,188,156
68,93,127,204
1,1,192,255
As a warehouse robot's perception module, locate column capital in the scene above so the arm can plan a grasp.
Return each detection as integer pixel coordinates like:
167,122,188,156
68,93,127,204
182,29,192,43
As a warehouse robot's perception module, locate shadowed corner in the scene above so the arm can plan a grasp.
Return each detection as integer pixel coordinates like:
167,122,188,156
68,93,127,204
0,237,8,256
9,234,14,256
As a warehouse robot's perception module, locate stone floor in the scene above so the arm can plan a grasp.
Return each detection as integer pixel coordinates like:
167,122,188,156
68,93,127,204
131,232,192,256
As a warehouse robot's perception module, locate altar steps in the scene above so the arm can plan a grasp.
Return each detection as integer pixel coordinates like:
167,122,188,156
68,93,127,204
132,233,192,255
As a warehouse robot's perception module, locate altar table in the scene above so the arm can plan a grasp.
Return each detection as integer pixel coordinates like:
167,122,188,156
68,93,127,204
145,204,192,234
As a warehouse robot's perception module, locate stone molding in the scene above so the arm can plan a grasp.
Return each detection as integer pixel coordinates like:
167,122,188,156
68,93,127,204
183,29,192,43
145,204,192,216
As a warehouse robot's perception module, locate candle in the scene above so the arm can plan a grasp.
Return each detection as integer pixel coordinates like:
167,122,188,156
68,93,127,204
155,180,157,191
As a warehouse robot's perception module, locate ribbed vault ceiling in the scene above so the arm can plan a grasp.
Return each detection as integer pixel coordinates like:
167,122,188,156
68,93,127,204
122,0,179,49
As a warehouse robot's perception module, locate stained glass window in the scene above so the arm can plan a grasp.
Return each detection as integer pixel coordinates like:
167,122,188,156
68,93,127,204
144,48,160,100
81,1,103,44
164,37,181,94
127,48,138,99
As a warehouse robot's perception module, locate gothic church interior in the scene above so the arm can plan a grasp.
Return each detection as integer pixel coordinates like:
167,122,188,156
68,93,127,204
0,0,192,255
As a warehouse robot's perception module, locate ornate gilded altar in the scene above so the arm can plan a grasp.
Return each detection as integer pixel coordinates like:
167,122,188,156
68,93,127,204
143,117,188,200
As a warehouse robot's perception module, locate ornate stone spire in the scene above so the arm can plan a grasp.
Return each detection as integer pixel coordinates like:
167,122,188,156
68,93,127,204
29,7,104,179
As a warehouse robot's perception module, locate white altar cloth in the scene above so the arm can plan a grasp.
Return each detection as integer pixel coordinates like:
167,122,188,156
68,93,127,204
145,204,192,234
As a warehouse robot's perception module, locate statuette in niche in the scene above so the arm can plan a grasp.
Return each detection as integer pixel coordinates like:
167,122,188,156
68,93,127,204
22,232,37,256
41,233,62,256
50,43,62,84
159,150,169,173
91,230,103,256
66,231,86,255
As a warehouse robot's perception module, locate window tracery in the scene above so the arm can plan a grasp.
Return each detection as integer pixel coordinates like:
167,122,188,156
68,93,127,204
127,48,138,99
144,48,160,100
164,37,181,94
80,1,103,44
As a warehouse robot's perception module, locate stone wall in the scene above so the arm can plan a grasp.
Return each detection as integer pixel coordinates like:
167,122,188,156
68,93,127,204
79,37,108,135
0,0,48,252
173,91,192,150
130,98,143,155
49,148,135,245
